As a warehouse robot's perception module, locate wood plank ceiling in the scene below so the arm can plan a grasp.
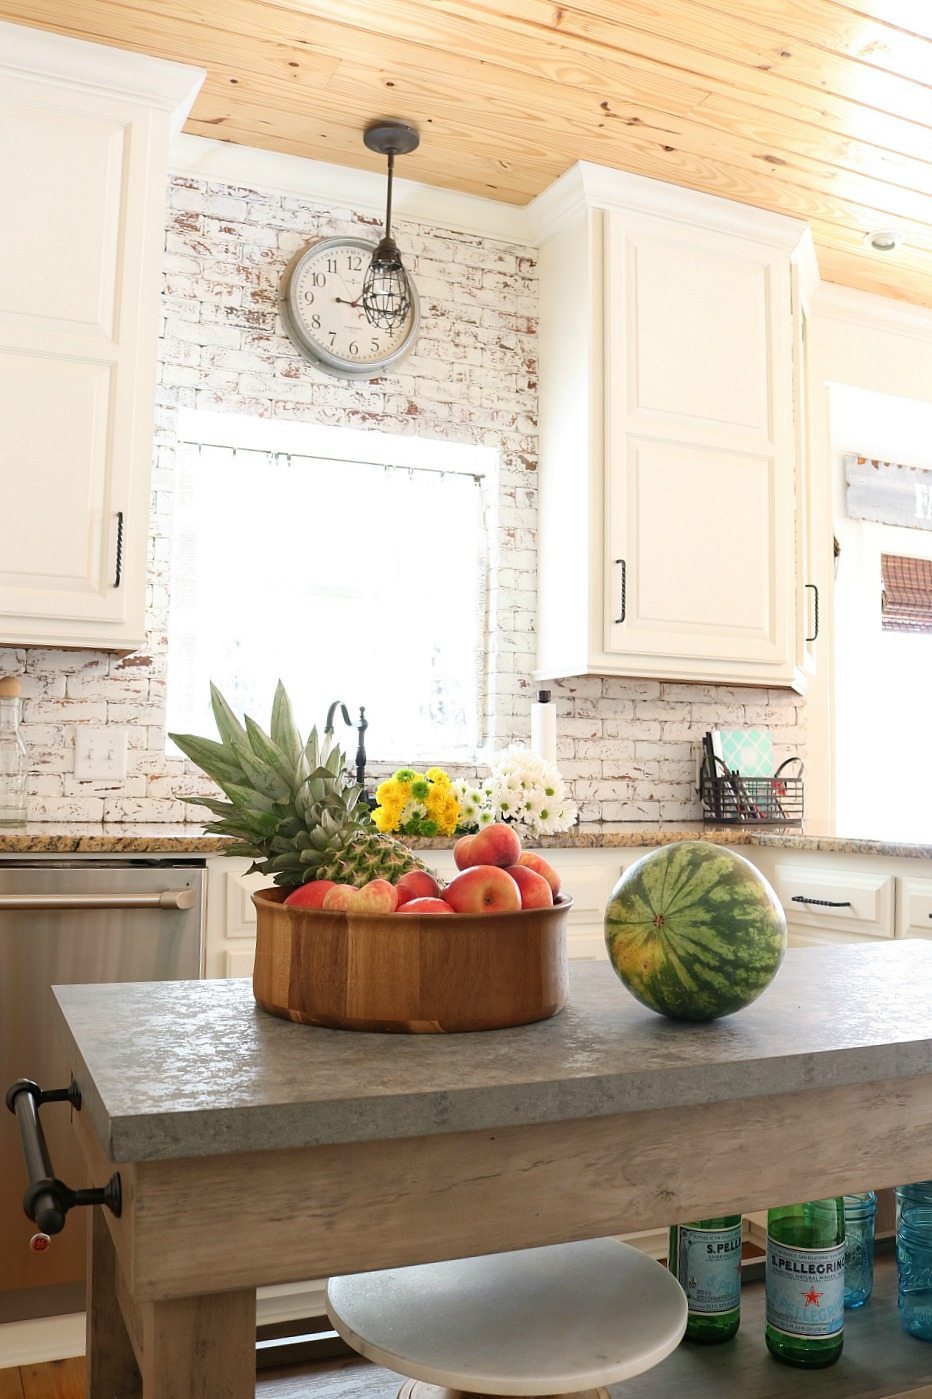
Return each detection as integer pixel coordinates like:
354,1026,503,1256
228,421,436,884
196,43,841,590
3,0,932,306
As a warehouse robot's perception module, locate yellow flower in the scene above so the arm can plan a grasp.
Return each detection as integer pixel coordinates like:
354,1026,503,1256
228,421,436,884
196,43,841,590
371,805,397,833
426,767,451,786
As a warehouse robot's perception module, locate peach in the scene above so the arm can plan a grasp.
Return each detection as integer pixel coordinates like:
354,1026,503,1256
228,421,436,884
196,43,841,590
322,879,399,914
397,897,455,914
444,864,522,914
458,822,522,870
505,864,554,909
517,851,561,897
283,879,336,909
394,869,443,904
453,835,475,871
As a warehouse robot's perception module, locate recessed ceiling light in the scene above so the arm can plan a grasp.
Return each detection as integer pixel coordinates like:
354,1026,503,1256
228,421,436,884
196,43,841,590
863,229,901,253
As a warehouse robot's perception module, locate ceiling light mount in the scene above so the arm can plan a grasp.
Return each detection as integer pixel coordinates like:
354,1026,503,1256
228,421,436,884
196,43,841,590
863,228,902,253
361,120,420,332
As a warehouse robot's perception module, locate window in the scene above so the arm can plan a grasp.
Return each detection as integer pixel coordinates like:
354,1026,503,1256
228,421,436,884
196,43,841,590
166,412,493,761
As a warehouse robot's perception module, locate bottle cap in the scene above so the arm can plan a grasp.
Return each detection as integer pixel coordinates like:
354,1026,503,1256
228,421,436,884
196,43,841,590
0,677,22,698
536,689,551,704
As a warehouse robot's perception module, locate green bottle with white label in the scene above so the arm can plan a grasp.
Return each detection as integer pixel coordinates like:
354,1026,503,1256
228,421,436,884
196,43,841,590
668,1215,742,1343
766,1198,845,1368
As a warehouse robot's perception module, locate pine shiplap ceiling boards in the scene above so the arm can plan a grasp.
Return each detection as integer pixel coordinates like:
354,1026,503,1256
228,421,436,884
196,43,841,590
3,0,932,306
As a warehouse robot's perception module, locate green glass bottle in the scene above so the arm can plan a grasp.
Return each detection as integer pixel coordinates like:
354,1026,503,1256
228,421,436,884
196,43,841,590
668,1216,742,1342
766,1198,845,1368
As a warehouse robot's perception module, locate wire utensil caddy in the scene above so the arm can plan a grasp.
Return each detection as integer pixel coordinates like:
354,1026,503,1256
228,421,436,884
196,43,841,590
700,758,804,825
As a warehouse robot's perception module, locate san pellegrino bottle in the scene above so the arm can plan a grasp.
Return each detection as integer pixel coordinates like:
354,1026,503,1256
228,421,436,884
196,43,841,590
668,1215,742,1342
766,1198,845,1368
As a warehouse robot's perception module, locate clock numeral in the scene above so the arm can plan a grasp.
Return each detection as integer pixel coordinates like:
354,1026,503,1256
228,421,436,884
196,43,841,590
349,341,359,356
311,314,321,331
325,257,338,273
328,332,337,346
371,338,380,354
346,255,363,272
302,290,315,305
311,272,326,288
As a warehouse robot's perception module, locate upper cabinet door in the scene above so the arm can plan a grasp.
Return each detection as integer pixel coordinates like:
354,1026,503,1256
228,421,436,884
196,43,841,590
602,211,796,677
0,27,202,650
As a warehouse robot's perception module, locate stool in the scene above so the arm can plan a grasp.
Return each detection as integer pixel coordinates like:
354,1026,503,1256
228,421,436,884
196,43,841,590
326,1237,688,1398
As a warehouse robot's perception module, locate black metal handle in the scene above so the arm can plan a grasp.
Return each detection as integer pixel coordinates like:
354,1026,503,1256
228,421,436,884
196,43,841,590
615,559,626,624
805,582,819,643
791,895,851,908
113,511,124,588
5,1079,121,1236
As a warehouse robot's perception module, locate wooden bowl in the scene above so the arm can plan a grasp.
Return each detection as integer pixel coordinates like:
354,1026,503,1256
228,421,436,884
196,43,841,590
251,886,572,1034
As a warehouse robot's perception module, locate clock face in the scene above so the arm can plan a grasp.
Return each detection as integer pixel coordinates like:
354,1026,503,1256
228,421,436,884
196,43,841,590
279,236,419,380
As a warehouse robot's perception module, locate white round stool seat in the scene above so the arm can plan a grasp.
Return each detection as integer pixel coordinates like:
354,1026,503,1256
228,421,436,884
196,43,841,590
326,1238,688,1397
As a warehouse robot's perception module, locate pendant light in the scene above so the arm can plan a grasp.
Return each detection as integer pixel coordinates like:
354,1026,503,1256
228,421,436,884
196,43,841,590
361,120,420,332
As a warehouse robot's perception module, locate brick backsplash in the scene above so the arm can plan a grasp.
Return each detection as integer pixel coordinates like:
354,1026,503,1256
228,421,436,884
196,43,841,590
2,171,805,823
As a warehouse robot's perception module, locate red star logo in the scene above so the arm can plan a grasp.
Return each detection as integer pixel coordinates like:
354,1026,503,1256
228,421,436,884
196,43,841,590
802,1287,823,1307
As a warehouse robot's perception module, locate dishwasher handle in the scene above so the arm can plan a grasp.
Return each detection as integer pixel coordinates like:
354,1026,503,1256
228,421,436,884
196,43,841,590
0,888,196,911
5,1079,121,1236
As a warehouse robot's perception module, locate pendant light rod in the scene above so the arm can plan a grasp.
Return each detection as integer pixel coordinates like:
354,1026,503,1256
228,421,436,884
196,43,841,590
384,149,396,242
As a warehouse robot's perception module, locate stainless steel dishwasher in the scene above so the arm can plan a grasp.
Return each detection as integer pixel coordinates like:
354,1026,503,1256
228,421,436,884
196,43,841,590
0,856,205,1324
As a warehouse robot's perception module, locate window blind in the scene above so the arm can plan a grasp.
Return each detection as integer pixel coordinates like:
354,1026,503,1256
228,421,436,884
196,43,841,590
881,553,932,633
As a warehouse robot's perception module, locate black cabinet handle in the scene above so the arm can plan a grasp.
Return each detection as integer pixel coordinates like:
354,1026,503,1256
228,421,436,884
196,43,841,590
5,1079,121,1236
791,895,851,908
805,582,819,643
113,511,124,589
615,559,626,624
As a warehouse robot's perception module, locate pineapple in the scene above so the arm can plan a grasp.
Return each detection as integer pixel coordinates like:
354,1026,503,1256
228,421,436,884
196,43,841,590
170,682,431,889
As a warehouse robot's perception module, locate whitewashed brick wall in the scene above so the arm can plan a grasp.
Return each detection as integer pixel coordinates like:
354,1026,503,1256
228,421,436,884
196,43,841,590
0,172,805,823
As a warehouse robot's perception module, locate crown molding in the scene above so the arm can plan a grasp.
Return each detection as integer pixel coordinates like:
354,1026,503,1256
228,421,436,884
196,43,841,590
169,135,534,246
0,21,203,132
526,160,809,251
812,280,932,341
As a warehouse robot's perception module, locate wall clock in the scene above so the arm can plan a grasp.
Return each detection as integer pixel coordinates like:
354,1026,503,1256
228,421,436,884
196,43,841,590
279,235,420,380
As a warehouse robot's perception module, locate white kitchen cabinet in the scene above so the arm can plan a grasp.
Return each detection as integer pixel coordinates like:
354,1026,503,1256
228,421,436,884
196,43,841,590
532,164,817,691
896,875,932,940
0,24,201,649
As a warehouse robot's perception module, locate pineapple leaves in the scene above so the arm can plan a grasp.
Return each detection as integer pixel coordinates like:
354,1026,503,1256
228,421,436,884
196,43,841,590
210,682,248,750
168,732,243,786
270,681,303,768
243,716,297,792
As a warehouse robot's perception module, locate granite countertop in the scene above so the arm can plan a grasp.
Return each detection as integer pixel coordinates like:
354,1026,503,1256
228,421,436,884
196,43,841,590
0,820,929,859
53,941,932,1163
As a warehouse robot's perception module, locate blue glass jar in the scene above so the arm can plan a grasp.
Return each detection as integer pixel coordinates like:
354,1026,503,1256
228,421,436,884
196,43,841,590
843,1192,876,1309
896,1182,932,1341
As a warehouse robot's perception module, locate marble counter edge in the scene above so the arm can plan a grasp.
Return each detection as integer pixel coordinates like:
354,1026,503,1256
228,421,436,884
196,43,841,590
4,824,932,859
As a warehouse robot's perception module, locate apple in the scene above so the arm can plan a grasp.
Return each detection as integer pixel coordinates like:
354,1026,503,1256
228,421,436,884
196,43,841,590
505,864,554,909
397,897,455,914
444,864,522,914
283,879,336,909
453,835,475,871
516,851,561,897
322,879,399,914
394,869,443,904
456,822,522,870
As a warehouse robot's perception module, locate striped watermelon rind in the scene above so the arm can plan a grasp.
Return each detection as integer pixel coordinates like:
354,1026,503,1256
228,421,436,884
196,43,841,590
604,841,787,1022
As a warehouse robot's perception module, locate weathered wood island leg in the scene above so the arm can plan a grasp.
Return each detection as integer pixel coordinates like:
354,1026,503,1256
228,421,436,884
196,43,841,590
87,1206,141,1398
138,1289,256,1398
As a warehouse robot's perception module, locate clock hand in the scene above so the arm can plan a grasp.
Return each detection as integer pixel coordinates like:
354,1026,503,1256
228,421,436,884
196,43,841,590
334,295,362,308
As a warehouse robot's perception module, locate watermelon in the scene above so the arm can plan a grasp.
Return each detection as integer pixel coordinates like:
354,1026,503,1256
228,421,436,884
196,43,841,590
604,841,786,1022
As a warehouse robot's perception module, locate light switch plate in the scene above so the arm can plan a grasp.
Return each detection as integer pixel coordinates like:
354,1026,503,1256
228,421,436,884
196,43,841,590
74,727,128,781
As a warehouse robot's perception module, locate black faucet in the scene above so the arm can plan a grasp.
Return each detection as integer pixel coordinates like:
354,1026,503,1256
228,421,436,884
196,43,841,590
324,700,372,805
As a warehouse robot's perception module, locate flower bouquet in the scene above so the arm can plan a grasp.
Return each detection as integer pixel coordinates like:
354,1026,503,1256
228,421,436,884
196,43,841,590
453,748,578,840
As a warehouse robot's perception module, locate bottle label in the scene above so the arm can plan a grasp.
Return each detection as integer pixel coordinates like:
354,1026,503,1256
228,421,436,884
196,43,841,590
766,1237,845,1338
675,1223,742,1315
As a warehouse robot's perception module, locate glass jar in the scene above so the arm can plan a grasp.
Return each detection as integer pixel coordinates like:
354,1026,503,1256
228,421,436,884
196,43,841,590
897,1182,932,1341
844,1192,877,1309
0,677,27,826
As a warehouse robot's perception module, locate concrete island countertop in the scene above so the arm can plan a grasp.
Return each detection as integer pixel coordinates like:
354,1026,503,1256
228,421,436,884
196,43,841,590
53,941,932,1164
0,819,929,859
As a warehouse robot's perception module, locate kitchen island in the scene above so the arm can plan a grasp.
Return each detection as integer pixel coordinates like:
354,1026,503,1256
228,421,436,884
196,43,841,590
36,941,932,1396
